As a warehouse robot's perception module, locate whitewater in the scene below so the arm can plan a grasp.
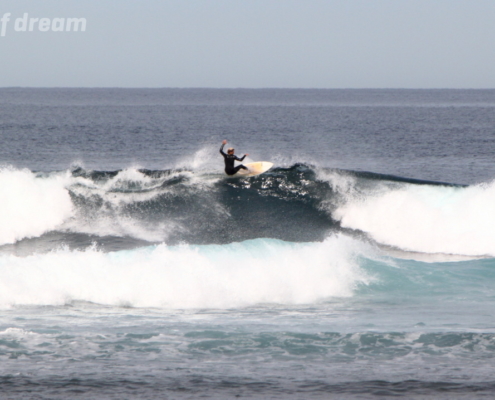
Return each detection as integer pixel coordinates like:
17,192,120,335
1,88,495,399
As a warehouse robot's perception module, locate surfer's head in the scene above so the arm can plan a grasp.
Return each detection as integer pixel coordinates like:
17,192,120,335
227,148,234,154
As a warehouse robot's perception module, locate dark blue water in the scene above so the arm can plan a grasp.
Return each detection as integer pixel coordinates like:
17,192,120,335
2,88,495,183
1,88,495,399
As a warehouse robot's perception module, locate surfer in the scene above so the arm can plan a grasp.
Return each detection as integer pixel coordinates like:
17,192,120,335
220,140,249,175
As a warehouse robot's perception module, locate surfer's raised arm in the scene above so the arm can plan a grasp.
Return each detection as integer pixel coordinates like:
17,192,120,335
220,140,228,156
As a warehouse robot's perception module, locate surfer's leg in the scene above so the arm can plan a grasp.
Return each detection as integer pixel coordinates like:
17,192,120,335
233,165,248,173
225,165,249,175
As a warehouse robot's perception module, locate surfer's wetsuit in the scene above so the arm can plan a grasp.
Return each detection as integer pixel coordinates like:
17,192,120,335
220,144,248,175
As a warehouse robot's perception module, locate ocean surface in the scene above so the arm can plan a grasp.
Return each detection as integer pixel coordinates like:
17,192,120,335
1,88,495,399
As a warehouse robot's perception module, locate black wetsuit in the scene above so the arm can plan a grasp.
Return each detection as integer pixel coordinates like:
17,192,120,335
220,144,248,175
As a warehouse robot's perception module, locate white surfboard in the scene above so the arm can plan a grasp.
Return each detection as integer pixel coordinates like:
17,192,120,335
235,161,273,177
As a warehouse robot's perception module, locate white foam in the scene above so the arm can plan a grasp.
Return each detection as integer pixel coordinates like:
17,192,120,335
0,235,371,309
333,178,495,256
64,167,219,242
0,167,73,245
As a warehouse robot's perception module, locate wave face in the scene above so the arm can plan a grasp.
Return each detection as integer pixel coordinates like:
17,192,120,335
1,163,495,257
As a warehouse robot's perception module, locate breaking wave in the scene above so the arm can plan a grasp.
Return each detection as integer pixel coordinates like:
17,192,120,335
0,163,494,257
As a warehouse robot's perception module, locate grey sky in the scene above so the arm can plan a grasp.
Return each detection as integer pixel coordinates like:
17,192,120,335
1,0,494,88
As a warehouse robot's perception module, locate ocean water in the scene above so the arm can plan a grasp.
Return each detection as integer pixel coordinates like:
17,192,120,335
1,88,495,399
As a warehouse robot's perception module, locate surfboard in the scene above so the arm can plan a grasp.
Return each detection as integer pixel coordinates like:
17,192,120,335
235,161,273,177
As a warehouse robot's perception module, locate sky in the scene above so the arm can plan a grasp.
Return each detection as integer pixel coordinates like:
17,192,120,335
0,0,494,88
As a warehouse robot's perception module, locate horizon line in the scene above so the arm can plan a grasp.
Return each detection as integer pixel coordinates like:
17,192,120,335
1,86,495,90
